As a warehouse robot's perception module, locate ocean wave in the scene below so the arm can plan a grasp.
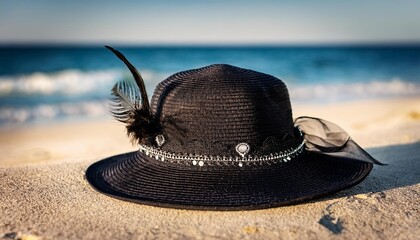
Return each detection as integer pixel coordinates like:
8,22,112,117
0,68,166,125
0,69,165,96
0,76,419,125
0,101,109,124
0,69,122,96
289,78,420,101
1,69,418,100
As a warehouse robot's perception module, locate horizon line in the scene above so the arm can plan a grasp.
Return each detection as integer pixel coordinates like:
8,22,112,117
1,40,420,48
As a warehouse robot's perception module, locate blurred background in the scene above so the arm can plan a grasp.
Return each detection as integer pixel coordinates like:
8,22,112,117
1,0,419,127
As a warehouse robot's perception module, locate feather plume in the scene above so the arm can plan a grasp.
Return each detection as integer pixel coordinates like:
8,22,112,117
106,46,160,144
109,81,141,124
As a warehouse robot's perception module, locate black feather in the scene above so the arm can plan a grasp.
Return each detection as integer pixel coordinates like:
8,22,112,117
105,45,151,114
106,46,161,144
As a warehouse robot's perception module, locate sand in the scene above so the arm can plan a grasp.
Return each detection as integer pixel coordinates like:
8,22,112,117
1,97,419,240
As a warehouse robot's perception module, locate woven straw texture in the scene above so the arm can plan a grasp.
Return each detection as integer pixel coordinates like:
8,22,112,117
149,64,299,156
86,151,372,210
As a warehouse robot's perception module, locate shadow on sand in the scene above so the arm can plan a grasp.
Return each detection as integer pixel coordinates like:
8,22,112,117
331,141,420,198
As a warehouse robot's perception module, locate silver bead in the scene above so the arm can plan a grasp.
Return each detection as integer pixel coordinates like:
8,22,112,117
235,143,250,158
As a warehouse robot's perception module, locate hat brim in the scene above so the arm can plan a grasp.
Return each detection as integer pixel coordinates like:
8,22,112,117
85,150,372,210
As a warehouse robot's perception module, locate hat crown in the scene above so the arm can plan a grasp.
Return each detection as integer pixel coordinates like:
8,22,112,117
150,64,297,156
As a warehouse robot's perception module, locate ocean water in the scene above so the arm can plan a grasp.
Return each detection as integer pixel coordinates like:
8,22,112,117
0,45,419,126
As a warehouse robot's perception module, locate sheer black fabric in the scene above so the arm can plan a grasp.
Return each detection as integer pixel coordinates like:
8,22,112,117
295,117,383,165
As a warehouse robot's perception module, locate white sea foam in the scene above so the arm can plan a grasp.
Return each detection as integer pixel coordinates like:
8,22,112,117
0,69,122,95
0,101,109,124
289,78,420,102
0,70,419,125
0,69,168,96
2,70,417,100
0,69,168,125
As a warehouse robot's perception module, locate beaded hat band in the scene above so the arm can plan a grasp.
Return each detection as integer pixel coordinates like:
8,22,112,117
139,138,306,167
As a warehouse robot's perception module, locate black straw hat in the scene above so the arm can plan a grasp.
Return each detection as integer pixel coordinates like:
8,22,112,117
86,46,382,210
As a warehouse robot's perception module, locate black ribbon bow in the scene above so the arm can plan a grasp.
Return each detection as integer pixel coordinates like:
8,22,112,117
294,116,384,165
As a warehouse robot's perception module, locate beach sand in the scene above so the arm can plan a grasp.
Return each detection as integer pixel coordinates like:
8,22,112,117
1,97,419,240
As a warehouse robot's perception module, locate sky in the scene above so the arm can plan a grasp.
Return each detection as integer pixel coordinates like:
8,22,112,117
1,0,419,45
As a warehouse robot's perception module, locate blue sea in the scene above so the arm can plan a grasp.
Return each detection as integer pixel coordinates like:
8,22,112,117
0,45,419,126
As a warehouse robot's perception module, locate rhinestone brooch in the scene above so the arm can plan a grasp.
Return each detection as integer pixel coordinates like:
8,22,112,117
155,135,165,147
